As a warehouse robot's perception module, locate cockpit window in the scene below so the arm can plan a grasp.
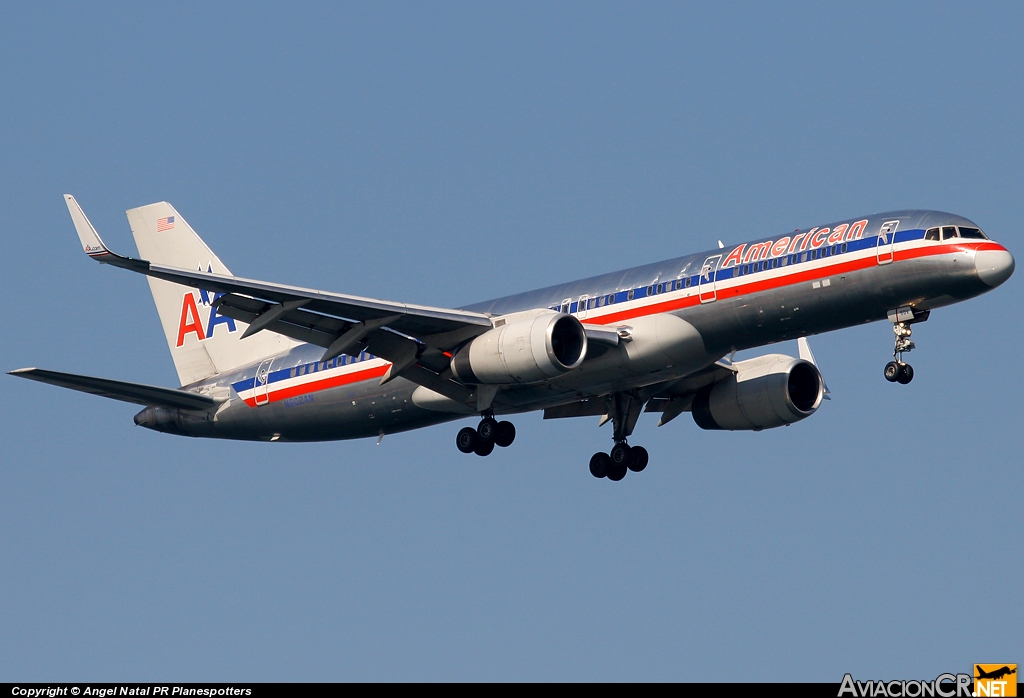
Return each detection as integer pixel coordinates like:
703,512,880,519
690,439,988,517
957,226,987,239
941,226,959,240
925,227,940,241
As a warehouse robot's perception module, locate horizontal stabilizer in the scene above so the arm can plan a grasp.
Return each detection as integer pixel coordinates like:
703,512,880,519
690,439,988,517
8,368,221,411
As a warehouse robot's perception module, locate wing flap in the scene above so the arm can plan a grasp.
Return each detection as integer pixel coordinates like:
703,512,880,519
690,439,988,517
9,368,221,411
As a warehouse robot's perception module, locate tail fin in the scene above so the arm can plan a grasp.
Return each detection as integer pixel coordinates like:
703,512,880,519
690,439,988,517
125,202,295,386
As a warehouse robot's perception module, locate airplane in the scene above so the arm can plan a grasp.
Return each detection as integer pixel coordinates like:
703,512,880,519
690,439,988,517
9,196,1015,482
975,666,1016,681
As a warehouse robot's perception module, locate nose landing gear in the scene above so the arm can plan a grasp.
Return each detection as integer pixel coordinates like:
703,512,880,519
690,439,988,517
883,307,928,385
884,359,914,384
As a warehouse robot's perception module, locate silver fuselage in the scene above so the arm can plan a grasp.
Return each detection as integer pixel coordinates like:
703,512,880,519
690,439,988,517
135,209,1012,441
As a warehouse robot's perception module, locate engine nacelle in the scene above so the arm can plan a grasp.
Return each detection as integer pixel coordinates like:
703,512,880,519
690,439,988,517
451,310,587,384
692,354,824,431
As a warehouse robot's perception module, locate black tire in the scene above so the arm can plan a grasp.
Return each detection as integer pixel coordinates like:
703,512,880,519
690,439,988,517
627,445,649,472
494,421,516,448
474,438,495,456
607,460,628,481
589,452,610,478
897,363,914,384
477,417,498,442
884,361,900,382
456,427,478,454
610,442,631,467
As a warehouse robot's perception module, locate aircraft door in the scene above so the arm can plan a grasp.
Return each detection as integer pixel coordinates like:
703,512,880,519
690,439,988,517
254,359,273,406
698,255,722,303
876,220,899,265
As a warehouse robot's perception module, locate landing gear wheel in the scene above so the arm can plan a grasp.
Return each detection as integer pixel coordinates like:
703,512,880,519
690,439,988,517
494,421,516,448
474,438,494,457
477,417,498,442
606,460,628,481
884,361,901,382
897,363,914,384
609,442,631,467
627,446,649,472
456,427,478,454
589,452,610,478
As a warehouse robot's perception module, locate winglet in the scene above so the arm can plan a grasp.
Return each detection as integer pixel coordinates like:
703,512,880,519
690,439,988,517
798,336,831,399
63,195,148,271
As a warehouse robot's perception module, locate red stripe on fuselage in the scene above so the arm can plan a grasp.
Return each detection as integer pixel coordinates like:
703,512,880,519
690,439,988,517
241,363,389,407
588,240,1002,326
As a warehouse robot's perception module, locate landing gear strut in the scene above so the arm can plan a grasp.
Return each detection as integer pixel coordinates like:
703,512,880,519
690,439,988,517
589,391,650,482
455,414,516,456
884,317,916,385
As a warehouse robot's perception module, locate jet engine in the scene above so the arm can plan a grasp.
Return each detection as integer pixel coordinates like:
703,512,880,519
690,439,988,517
451,310,587,384
692,354,824,431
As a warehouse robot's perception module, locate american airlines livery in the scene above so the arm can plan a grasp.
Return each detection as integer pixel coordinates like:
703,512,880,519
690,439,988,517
10,196,1014,481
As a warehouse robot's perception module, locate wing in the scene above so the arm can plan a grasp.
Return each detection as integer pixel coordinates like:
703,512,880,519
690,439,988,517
642,362,736,426
66,195,492,401
9,368,221,411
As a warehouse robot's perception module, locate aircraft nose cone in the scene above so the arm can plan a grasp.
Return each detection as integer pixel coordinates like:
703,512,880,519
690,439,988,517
975,248,1015,287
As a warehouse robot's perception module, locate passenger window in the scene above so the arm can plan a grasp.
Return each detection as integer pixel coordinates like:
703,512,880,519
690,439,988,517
941,226,958,240
925,228,940,241
627,289,634,301
958,227,986,239
781,256,789,266
685,278,691,287
841,243,848,253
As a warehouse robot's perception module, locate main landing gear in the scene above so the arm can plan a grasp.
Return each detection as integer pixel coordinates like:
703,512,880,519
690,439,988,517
456,415,516,457
884,316,917,385
589,441,649,481
588,391,649,482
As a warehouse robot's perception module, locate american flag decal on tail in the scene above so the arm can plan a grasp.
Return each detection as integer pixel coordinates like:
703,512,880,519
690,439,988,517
157,216,175,232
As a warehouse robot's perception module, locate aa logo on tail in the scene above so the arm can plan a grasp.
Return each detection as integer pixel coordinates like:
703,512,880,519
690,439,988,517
175,264,238,347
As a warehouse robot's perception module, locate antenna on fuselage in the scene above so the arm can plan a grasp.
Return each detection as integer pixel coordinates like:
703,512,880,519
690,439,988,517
718,240,724,249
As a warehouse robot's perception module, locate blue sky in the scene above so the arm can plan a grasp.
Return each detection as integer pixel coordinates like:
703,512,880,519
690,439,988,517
1,2,1021,681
